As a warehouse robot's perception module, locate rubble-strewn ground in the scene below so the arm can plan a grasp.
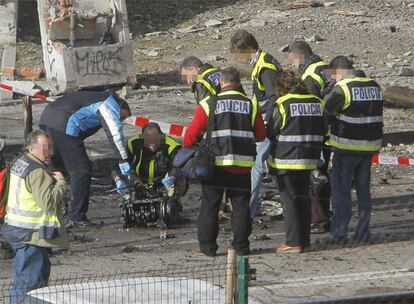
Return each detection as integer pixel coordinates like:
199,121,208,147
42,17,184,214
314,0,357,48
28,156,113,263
1,0,414,303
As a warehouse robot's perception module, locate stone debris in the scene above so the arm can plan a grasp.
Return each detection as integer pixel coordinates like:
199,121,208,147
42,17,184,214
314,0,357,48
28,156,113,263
160,232,176,240
204,19,223,28
306,34,324,42
398,68,414,77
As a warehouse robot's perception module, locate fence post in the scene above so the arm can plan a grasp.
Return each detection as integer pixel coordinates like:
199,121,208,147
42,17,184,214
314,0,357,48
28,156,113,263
225,249,237,304
22,95,33,141
237,256,249,304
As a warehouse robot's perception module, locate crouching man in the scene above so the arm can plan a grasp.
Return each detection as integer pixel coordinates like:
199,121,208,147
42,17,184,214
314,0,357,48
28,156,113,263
0,130,68,304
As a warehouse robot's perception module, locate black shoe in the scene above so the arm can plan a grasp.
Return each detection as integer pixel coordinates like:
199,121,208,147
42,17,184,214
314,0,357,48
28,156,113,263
66,219,99,229
194,248,216,257
235,248,250,256
323,236,348,246
311,221,330,234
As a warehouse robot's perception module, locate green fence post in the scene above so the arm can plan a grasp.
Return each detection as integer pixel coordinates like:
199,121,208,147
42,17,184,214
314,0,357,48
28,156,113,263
237,256,249,304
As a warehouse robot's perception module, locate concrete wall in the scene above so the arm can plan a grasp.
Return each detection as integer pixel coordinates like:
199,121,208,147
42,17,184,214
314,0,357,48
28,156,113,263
37,0,135,94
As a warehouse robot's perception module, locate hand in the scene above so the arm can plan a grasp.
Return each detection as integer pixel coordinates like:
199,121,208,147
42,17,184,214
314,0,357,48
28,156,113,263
162,176,175,188
52,171,65,181
119,161,131,176
115,179,129,195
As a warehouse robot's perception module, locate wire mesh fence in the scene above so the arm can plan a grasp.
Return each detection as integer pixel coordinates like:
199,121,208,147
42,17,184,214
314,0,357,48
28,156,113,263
0,257,255,304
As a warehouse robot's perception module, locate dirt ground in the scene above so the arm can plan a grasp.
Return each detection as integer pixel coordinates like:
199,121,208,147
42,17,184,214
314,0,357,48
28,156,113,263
0,0,414,303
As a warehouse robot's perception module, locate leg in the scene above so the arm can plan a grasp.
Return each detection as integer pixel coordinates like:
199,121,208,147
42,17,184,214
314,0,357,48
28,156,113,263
50,130,91,222
330,153,355,239
277,173,302,247
297,172,311,247
250,138,271,217
198,171,225,255
10,243,50,304
227,172,252,254
353,155,373,240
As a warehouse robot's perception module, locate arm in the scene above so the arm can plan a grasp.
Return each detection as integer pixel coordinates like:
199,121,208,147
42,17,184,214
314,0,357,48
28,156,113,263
99,95,129,160
324,86,346,116
253,109,266,142
266,104,283,141
259,69,279,115
194,82,210,104
304,77,322,97
183,105,208,148
26,168,66,211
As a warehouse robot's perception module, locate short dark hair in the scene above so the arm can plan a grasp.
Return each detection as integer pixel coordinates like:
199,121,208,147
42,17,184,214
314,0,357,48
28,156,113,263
24,130,49,152
289,40,313,56
180,56,203,71
111,91,131,117
230,29,259,53
275,70,308,97
221,67,241,84
328,56,354,70
143,122,163,134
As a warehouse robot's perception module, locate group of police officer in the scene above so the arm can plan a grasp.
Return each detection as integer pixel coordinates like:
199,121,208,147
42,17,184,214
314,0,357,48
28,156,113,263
0,28,383,301
180,30,382,255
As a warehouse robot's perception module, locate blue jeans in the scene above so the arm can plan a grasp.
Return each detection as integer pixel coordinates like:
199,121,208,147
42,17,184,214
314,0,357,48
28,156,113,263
9,241,51,304
250,138,272,218
330,153,373,240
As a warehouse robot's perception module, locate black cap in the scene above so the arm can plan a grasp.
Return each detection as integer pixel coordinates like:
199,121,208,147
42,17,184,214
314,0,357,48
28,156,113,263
328,56,354,70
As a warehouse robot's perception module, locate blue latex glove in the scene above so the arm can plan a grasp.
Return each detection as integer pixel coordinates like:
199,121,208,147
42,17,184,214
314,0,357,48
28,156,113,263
119,161,131,176
162,176,175,188
115,179,129,195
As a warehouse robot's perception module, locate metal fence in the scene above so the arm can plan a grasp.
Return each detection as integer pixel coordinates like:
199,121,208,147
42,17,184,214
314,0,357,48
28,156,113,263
0,256,253,304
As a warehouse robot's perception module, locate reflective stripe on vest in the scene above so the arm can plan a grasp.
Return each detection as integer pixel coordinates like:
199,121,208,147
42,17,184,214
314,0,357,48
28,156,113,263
211,130,254,139
301,61,327,91
251,51,278,102
278,135,324,142
268,158,321,170
338,114,383,124
337,77,382,110
5,156,61,239
327,135,382,152
215,154,255,167
197,67,219,95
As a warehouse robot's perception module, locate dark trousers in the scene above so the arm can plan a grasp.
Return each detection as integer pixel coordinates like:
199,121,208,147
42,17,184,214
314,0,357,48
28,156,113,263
277,171,311,248
40,125,91,222
199,168,252,255
310,149,331,224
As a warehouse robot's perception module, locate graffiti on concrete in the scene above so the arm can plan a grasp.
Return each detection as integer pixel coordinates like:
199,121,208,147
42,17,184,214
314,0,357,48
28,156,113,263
75,47,127,76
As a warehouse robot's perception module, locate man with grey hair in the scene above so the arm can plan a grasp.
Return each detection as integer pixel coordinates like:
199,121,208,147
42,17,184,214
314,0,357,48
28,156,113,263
0,130,68,304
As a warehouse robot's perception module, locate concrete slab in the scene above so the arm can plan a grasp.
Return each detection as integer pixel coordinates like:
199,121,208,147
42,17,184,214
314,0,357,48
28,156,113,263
0,0,17,101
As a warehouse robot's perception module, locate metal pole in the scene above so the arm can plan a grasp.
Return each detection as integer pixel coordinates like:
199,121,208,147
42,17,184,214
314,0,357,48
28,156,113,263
225,249,237,304
237,256,249,304
22,96,33,142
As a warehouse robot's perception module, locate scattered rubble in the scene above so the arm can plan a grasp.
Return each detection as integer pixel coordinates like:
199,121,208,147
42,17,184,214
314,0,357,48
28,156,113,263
305,34,324,42
204,19,223,28
160,232,176,240
398,68,414,77
278,0,323,11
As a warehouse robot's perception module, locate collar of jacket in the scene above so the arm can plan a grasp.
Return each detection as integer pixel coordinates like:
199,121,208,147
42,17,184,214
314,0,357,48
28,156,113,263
198,63,214,75
299,54,323,74
26,153,47,169
220,86,245,94
250,49,262,67
288,87,309,95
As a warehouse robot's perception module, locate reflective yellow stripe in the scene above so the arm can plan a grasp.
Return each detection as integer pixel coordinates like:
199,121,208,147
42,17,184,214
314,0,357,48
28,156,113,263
302,61,327,90
200,91,251,117
197,67,219,95
215,154,255,167
275,93,324,129
251,98,258,126
135,150,143,175
201,67,218,78
251,52,277,81
148,160,155,185
336,77,375,110
326,138,381,152
165,136,180,155
267,158,319,170
127,135,143,154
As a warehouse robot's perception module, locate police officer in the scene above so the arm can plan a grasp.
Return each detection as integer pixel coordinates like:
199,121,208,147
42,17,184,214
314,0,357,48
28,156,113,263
288,40,332,97
39,90,133,228
230,29,282,218
325,56,383,244
180,56,222,104
0,131,68,303
267,71,326,253
288,40,333,233
115,122,181,191
183,67,265,256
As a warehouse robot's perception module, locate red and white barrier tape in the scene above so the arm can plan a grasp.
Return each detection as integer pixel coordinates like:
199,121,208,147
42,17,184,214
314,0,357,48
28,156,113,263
0,83,53,102
371,154,414,166
3,82,414,166
124,116,187,137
